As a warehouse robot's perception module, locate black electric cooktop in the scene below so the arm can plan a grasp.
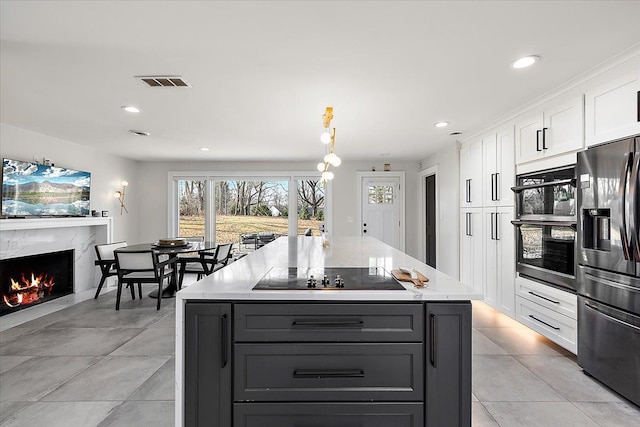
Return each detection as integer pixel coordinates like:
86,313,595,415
252,267,406,290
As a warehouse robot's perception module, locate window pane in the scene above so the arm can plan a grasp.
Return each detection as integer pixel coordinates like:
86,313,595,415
368,185,393,204
178,180,206,238
296,179,325,236
215,180,289,250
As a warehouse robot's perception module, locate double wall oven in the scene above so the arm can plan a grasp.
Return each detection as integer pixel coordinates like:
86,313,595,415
511,165,577,292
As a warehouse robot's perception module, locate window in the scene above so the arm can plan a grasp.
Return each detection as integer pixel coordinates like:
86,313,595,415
170,172,329,250
368,185,394,204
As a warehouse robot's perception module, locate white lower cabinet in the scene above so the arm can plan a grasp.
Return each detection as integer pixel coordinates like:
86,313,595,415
515,276,577,353
460,208,483,296
483,207,515,318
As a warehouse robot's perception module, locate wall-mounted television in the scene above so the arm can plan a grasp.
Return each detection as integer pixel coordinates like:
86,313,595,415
2,158,91,217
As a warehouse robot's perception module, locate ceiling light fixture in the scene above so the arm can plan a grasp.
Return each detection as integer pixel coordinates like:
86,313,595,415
121,105,141,113
511,55,540,69
434,121,449,128
317,107,340,183
199,147,210,151
129,130,150,136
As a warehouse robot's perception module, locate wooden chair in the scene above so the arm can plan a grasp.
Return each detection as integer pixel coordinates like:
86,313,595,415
178,242,234,289
114,250,173,310
94,241,129,299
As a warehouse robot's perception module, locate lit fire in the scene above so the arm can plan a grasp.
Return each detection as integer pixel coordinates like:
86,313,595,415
2,272,55,308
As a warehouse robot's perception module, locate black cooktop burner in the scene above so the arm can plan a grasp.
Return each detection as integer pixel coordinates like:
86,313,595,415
252,267,406,290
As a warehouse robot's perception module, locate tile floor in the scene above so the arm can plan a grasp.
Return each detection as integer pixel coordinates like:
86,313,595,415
0,291,638,426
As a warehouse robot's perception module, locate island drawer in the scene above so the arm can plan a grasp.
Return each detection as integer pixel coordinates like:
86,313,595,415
234,402,424,427
234,343,423,402
234,303,423,342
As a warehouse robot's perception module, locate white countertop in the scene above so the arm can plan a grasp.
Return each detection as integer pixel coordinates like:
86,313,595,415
176,236,482,301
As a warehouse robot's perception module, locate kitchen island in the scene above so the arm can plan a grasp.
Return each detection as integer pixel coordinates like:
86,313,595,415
176,236,482,427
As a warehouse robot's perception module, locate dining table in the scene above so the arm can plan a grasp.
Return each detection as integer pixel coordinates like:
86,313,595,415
115,241,217,298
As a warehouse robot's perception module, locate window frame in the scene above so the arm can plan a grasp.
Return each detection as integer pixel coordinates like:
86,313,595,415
168,171,330,242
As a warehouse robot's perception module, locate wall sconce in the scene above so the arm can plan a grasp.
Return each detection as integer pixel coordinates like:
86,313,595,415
113,181,129,214
316,107,341,183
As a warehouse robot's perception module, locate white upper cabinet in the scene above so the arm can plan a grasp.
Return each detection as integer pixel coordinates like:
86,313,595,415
515,96,584,164
460,138,483,208
585,71,640,147
482,125,515,207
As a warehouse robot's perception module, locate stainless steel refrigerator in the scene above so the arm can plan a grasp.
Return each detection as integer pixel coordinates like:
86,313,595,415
576,135,640,406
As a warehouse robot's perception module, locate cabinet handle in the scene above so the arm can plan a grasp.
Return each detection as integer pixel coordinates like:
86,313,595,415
536,130,542,151
466,212,470,236
430,313,437,367
292,319,364,329
495,212,500,241
293,369,365,379
495,173,500,201
466,179,471,203
490,173,495,201
468,212,472,236
528,291,560,304
490,212,495,240
637,90,639,122
221,313,228,368
542,127,548,150
528,314,560,330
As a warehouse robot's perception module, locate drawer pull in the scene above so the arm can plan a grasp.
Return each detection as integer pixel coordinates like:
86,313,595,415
528,291,560,304
292,319,364,329
293,369,365,379
528,314,560,330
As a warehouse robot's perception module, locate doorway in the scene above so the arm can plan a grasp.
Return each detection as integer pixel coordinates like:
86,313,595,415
424,174,436,268
357,172,405,251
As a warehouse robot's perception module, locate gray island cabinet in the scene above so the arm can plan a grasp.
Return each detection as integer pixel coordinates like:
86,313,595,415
176,237,481,427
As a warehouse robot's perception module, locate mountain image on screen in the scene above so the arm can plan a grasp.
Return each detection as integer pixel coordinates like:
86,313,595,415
2,159,91,217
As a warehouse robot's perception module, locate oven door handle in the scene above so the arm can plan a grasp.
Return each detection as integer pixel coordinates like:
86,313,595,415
511,178,576,193
511,220,576,230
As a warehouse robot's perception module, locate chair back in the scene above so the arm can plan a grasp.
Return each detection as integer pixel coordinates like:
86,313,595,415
95,241,128,261
215,243,233,266
114,250,157,273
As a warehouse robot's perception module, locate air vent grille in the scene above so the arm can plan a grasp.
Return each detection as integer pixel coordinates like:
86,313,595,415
135,75,191,88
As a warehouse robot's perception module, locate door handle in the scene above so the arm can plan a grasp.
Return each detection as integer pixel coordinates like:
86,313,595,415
221,313,228,368
430,313,437,367
293,369,365,379
536,130,542,152
619,153,633,260
630,153,640,261
542,127,548,150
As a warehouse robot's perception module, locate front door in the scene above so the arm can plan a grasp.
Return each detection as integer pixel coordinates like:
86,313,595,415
361,177,401,249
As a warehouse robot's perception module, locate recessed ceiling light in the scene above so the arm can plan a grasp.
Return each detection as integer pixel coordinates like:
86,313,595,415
129,130,150,136
121,105,142,113
449,131,463,136
199,147,210,151
511,55,540,69
434,121,449,128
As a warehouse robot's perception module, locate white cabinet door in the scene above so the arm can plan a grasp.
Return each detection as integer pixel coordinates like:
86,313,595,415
482,133,498,207
543,96,584,157
496,206,515,317
460,139,483,207
515,113,544,164
483,208,498,308
585,71,640,147
496,125,515,207
460,208,483,297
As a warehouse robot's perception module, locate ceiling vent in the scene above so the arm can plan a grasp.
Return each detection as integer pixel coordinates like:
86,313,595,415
135,75,191,88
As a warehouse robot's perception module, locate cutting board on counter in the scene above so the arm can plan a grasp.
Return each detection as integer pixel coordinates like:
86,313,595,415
391,269,429,288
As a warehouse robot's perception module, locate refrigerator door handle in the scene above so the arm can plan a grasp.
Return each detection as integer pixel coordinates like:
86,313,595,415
619,153,633,260
631,153,640,261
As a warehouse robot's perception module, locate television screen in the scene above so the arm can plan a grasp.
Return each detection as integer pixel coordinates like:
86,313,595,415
2,158,91,217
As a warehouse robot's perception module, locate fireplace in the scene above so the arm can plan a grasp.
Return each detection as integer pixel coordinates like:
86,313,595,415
0,249,74,316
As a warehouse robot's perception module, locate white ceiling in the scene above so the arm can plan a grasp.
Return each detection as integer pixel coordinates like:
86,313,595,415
1,1,640,162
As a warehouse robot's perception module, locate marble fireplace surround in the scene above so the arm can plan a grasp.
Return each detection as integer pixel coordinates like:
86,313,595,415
0,217,113,295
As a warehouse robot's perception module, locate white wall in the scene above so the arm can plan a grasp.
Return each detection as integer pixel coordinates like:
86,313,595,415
418,143,460,279
0,123,139,243
136,159,422,259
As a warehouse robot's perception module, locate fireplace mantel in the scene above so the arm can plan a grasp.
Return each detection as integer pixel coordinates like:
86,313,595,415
0,217,112,235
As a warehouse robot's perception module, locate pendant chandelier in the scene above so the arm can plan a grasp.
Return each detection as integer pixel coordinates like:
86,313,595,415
316,107,341,182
